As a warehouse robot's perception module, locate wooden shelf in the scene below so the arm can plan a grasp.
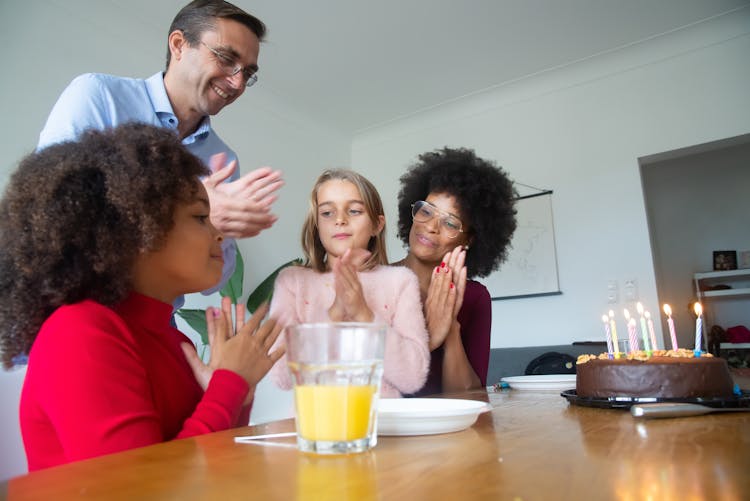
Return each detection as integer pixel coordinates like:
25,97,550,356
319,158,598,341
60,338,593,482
720,342,750,348
694,271,749,354
700,287,750,298
694,269,750,280
695,269,750,300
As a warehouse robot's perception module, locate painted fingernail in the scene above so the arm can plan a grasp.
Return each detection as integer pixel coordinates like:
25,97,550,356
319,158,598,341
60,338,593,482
211,308,221,318
450,283,454,289
440,262,446,268
435,266,440,274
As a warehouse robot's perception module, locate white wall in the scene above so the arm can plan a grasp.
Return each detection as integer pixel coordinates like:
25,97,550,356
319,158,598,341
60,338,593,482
352,10,750,349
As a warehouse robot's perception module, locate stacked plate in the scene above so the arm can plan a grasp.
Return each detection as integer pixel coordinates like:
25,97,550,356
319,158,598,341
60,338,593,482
500,374,577,391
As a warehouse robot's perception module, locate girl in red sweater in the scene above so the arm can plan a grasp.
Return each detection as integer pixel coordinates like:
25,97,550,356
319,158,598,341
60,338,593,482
0,124,284,471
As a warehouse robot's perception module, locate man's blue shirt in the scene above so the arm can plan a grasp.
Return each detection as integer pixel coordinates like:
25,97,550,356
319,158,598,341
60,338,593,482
38,72,239,308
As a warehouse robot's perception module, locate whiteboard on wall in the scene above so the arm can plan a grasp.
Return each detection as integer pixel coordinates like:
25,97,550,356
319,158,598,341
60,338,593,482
485,191,561,300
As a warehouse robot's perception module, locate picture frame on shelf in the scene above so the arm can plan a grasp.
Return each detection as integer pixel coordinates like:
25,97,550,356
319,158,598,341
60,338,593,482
713,250,737,271
739,250,750,269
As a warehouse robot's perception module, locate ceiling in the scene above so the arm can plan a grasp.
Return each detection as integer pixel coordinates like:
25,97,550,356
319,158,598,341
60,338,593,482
115,0,749,134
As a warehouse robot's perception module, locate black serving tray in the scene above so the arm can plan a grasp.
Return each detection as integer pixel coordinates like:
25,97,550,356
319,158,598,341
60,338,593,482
560,389,750,410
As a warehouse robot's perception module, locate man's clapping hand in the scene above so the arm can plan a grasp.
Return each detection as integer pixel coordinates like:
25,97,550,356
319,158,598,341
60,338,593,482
203,153,284,239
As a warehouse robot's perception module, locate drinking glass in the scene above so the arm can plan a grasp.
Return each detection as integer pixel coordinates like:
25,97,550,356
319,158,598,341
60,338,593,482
285,322,385,454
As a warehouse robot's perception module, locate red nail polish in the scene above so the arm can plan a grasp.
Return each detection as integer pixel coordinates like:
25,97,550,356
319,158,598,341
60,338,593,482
440,262,446,268
450,283,454,289
435,266,440,274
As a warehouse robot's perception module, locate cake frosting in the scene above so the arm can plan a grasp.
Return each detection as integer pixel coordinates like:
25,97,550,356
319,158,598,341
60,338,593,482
575,349,734,399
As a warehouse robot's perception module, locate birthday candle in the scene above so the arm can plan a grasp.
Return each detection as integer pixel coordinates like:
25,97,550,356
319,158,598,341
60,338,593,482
636,302,652,355
628,318,639,353
663,304,678,350
608,309,621,359
645,311,658,351
694,302,703,357
602,314,614,359
624,309,639,353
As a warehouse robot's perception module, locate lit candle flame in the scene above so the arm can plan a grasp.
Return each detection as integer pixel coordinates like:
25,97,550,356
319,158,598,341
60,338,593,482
602,314,609,323
693,302,702,317
663,304,672,317
623,308,631,321
636,302,644,315
644,311,651,320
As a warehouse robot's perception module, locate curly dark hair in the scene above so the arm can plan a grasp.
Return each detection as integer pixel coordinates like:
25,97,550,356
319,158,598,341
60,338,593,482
396,147,517,279
0,123,208,368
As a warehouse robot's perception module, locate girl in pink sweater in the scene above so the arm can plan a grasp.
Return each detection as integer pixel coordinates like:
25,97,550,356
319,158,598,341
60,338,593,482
269,169,430,397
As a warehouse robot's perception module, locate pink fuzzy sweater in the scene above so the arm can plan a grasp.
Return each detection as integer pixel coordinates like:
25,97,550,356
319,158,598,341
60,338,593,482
269,265,430,397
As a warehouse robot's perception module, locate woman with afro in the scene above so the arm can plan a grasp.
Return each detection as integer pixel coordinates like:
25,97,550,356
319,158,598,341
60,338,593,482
393,147,517,395
0,123,283,471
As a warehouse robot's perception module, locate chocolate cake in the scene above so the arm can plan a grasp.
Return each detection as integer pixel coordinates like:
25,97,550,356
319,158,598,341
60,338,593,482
575,349,734,399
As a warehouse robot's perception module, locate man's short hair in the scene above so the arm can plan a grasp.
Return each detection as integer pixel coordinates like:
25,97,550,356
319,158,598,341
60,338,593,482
166,0,266,69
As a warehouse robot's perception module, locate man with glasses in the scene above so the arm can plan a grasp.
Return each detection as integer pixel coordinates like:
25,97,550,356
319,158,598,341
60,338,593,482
37,0,282,306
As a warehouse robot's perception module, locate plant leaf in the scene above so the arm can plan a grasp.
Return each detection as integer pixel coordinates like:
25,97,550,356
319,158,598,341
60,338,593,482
219,241,244,303
175,309,209,346
246,258,303,313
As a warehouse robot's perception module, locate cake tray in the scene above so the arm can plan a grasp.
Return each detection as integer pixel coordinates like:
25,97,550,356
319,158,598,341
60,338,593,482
560,389,750,410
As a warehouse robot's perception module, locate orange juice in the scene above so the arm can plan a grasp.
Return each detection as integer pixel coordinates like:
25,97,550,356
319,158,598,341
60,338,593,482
294,385,377,441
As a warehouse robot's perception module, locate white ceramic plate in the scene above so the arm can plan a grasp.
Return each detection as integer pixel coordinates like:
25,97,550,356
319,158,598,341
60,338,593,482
500,374,577,391
377,398,491,436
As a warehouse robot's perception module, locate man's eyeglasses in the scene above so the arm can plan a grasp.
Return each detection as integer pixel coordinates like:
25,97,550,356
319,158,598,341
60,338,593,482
201,41,258,88
411,200,465,239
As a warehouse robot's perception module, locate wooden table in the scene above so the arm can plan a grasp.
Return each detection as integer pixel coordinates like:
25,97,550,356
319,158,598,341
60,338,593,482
4,383,749,500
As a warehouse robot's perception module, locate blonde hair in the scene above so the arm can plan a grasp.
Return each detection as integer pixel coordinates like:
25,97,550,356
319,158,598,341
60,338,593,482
301,169,388,272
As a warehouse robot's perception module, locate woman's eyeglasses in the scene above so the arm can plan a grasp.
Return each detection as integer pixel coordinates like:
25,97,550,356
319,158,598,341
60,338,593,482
411,200,464,239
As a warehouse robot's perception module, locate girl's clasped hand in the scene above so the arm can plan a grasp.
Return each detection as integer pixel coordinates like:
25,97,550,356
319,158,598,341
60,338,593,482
181,298,286,405
328,248,374,322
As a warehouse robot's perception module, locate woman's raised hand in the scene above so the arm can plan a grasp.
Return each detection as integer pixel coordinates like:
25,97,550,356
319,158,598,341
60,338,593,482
328,248,374,322
445,245,467,316
423,246,467,350
181,297,285,403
